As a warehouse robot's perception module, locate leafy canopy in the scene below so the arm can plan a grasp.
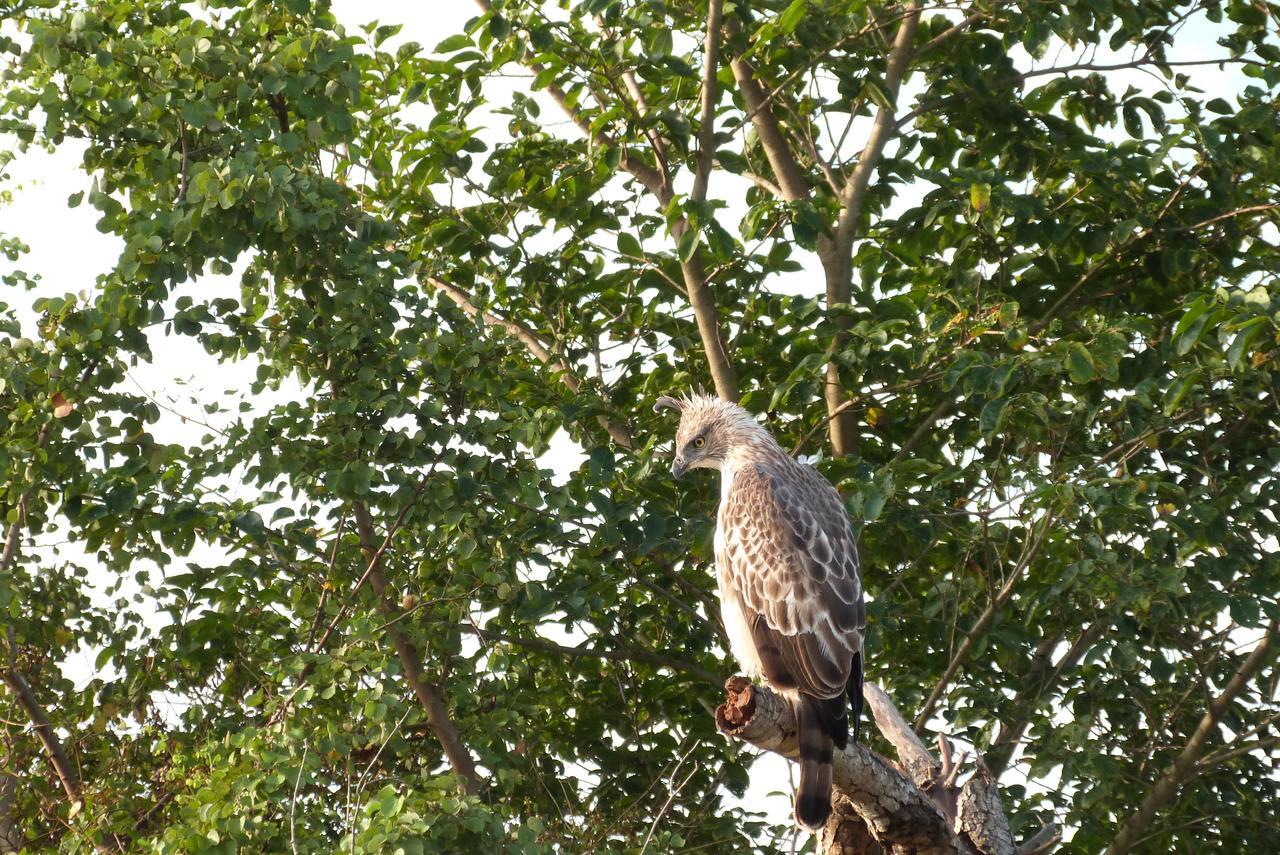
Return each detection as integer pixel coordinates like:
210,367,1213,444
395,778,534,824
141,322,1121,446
1,0,1278,852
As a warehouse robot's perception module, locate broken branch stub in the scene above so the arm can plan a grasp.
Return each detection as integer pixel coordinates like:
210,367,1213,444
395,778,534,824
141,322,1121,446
715,677,1025,855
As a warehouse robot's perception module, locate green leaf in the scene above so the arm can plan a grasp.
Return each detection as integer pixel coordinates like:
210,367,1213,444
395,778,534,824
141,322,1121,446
617,231,642,259
969,182,991,213
979,397,1010,437
1067,343,1095,383
778,0,808,33
676,229,698,262
435,34,472,53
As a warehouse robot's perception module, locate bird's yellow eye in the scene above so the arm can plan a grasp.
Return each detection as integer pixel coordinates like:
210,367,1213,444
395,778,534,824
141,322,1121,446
693,436,705,448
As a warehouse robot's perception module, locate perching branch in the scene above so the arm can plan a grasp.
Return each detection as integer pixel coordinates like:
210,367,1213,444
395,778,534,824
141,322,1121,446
717,678,1024,854
718,678,963,852
1106,621,1277,854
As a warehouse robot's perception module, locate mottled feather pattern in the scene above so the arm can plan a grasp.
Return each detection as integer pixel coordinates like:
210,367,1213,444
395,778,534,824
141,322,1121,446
662,395,865,830
718,459,863,695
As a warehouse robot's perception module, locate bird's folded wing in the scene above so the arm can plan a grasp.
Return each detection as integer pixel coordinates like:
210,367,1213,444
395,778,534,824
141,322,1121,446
720,463,865,699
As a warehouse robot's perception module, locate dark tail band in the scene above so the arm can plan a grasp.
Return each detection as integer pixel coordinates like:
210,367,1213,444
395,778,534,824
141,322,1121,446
795,694,837,830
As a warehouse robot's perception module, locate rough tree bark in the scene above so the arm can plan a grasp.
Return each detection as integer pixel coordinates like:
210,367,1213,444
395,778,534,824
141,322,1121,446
716,677,1049,854
0,774,20,854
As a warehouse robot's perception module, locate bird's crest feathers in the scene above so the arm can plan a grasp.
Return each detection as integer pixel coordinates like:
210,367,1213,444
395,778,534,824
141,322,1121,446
654,393,770,450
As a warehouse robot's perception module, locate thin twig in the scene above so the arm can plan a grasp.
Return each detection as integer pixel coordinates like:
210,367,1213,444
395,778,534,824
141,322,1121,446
289,742,309,855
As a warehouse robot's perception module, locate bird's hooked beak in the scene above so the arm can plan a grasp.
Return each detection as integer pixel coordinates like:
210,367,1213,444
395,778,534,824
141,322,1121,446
653,396,690,480
671,456,689,480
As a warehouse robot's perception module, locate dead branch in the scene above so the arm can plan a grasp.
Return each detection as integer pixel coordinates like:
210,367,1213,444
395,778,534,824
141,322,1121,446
717,677,1027,855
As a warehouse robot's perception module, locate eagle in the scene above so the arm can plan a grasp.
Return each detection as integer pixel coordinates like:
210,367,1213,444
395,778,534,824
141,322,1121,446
656,393,865,830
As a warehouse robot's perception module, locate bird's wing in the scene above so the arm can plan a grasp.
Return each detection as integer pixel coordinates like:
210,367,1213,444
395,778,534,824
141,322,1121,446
720,462,864,700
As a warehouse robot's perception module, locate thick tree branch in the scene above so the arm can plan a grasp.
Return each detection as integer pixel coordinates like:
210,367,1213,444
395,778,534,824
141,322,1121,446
1,669,81,805
1107,621,1277,854
745,0,912,458
352,502,483,795
728,54,811,202
423,275,634,448
828,0,921,266
691,0,725,204
864,683,935,781
818,1,921,457
718,678,967,853
675,250,740,402
718,678,1025,854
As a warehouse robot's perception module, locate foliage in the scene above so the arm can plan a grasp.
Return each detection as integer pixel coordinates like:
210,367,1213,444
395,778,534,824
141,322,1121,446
1,0,1278,852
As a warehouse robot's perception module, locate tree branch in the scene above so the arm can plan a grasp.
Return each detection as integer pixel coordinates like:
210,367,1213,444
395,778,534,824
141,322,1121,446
473,0,738,402
1176,203,1280,232
718,678,966,852
915,511,1057,730
1016,822,1062,855
676,250,740,402
691,0,725,204
820,1,921,457
890,395,957,465
863,683,935,781
830,0,921,257
1197,733,1280,771
729,52,812,202
423,275,634,448
912,9,986,59
1107,621,1277,854
0,424,101,845
896,56,1264,130
0,774,20,854
352,502,483,795
1,669,81,805
987,616,1111,774
718,678,1025,854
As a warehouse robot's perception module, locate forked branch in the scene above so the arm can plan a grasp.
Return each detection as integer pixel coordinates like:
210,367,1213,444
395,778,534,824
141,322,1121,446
1106,622,1277,854
717,677,1029,854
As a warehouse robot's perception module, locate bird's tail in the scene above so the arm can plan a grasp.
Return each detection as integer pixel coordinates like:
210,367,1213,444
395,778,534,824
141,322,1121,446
795,694,838,831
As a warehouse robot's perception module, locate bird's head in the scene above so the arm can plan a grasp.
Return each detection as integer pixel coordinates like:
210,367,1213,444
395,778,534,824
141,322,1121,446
653,393,765,479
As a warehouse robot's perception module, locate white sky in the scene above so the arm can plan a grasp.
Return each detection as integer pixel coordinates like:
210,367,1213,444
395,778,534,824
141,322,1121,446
0,1,1260,845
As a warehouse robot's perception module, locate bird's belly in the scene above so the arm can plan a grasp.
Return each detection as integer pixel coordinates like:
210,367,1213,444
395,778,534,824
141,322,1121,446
717,566,764,678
